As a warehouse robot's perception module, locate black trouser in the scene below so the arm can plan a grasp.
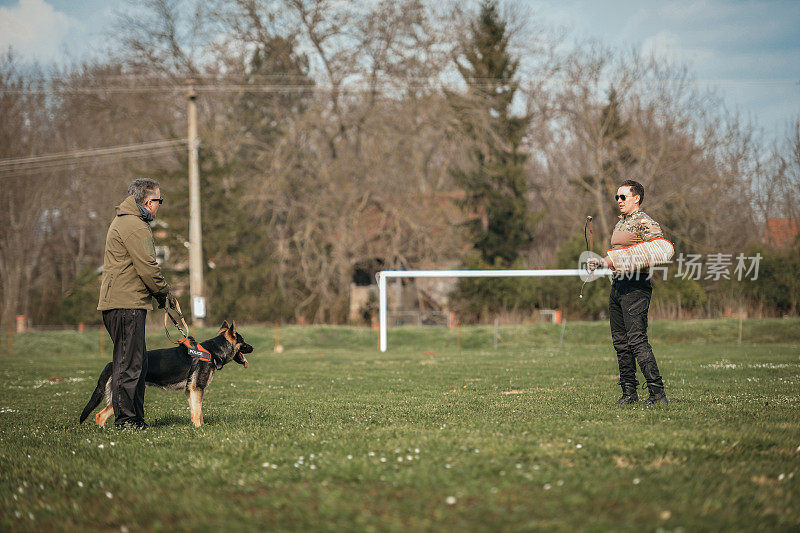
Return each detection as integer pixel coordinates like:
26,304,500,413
609,277,665,392
102,309,148,426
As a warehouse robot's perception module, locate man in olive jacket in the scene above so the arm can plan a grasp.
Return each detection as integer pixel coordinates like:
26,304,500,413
98,178,171,429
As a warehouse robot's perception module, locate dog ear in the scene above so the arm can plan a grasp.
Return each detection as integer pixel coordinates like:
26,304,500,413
219,320,230,332
224,324,236,344
230,320,236,335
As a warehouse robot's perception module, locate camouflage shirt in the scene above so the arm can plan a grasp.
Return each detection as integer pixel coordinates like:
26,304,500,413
608,210,664,278
609,210,663,250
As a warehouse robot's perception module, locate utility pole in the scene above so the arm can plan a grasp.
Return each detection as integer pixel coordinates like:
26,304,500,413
186,80,205,327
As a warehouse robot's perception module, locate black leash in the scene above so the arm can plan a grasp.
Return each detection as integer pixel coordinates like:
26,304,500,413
163,297,190,344
579,215,593,299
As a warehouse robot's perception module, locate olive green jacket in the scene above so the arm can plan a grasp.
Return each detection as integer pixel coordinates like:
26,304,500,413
97,195,170,311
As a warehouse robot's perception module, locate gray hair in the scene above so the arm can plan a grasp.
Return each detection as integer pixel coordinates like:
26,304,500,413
128,178,160,204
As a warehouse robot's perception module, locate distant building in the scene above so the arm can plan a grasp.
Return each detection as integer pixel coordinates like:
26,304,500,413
345,192,470,325
765,218,800,248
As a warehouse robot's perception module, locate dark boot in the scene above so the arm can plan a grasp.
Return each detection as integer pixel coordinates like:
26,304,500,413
617,382,639,405
644,383,668,405
638,356,668,405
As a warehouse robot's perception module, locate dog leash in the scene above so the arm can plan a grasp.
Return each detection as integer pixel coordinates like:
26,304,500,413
163,297,190,344
163,298,214,364
579,216,593,299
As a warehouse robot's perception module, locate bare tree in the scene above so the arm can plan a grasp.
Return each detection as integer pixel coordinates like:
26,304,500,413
0,53,66,326
1,0,779,326
754,118,800,226
527,43,758,256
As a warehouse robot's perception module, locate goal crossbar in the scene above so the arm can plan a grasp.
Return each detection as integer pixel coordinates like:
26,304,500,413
376,268,613,352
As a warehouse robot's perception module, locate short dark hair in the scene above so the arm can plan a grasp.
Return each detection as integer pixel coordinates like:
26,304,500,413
619,180,644,206
128,178,160,204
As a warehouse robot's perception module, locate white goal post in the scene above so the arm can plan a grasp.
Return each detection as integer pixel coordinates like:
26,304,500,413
377,268,614,352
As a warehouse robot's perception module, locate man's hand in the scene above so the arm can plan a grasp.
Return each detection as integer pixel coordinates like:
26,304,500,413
588,256,614,271
156,291,176,309
587,257,604,271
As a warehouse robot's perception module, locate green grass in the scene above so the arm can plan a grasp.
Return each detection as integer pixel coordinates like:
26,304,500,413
1,319,799,531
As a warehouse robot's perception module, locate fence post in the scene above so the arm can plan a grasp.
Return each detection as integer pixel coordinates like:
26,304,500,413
493,318,499,350
378,272,387,352
738,307,744,345
274,324,284,354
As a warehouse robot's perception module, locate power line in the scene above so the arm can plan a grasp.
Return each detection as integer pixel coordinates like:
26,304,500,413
0,139,187,168
1,83,413,95
22,71,800,84
0,139,187,177
2,77,796,96
0,148,183,177
0,149,183,178
28,73,314,82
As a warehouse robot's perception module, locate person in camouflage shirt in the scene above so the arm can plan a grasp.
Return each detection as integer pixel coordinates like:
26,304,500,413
604,209,674,279
589,180,669,405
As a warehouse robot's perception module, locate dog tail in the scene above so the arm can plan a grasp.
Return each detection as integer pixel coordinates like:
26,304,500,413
80,362,112,424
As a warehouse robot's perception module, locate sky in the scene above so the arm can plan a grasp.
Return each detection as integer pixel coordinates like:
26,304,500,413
1,0,798,139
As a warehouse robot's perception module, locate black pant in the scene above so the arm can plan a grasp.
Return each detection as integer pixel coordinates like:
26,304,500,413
102,309,148,426
609,278,665,391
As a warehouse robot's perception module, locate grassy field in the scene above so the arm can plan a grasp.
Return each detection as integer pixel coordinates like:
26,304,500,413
1,319,798,531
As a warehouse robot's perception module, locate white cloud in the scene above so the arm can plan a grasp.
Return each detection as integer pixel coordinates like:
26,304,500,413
640,30,718,72
640,30,681,60
0,0,81,62
532,0,800,137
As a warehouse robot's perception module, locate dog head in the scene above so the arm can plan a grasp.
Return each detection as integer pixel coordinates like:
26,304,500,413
219,320,253,369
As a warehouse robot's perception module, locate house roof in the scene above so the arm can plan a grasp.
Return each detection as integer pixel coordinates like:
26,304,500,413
765,218,800,248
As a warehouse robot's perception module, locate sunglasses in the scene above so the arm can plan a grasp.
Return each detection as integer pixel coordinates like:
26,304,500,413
615,194,635,201
148,198,164,205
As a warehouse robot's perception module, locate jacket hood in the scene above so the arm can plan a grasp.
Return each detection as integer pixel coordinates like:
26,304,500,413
116,195,142,217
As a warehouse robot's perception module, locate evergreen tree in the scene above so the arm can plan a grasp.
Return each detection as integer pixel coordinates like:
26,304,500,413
237,35,313,153
447,1,537,322
150,38,314,324
448,0,533,266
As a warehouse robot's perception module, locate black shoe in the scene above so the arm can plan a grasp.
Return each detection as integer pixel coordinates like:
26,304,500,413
639,360,668,405
617,383,639,405
115,420,148,431
645,391,668,405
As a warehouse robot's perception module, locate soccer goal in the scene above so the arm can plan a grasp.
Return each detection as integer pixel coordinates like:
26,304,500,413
376,268,613,352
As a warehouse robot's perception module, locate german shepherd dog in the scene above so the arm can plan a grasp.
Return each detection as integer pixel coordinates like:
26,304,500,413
80,320,253,428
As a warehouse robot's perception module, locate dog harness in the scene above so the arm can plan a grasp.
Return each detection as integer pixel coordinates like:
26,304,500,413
178,337,212,363
162,299,213,363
